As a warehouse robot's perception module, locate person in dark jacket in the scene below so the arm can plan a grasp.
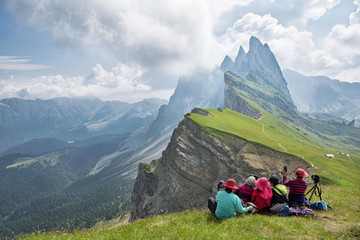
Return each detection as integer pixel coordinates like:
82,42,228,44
233,176,255,203
268,175,288,206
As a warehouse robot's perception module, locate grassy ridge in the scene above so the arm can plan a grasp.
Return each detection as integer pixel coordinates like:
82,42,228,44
189,108,360,186
20,185,360,239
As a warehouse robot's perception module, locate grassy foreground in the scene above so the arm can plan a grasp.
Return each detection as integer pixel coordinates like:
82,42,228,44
19,185,360,240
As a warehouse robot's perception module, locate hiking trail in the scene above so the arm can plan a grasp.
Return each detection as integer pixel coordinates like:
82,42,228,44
261,123,287,152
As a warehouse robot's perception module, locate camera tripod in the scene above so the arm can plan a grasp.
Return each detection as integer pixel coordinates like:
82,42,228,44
305,181,322,202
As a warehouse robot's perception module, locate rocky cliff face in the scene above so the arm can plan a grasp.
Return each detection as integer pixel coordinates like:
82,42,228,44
130,108,308,221
224,73,262,119
224,84,262,120
223,71,297,120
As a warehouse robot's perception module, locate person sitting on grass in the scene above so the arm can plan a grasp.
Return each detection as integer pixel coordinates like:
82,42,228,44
251,177,273,212
233,176,256,203
268,175,288,206
281,168,308,207
208,178,253,219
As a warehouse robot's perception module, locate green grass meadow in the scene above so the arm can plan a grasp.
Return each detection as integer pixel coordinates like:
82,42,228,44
19,186,360,240
189,108,360,186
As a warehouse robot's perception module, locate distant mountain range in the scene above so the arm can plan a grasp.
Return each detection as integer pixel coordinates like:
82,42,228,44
0,97,167,154
284,69,360,127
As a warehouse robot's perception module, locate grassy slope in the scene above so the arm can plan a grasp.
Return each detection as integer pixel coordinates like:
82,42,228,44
189,108,360,186
19,186,360,239
19,107,360,240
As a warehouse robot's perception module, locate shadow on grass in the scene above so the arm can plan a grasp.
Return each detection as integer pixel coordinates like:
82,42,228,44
205,212,222,224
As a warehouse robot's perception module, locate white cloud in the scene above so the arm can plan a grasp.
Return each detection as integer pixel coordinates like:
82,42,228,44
315,23,360,82
226,0,341,30
297,0,340,28
222,13,314,71
350,0,360,24
0,56,50,71
0,63,173,102
322,24,360,57
83,63,147,90
4,0,252,84
303,0,340,20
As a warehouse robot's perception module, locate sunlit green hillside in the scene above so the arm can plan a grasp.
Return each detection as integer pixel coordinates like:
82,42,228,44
189,108,360,186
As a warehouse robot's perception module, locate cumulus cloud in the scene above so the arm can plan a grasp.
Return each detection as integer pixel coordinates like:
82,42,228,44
4,0,252,87
302,0,340,22
0,63,173,102
222,13,314,71
223,0,341,30
291,0,341,29
315,23,360,82
0,56,50,71
350,0,360,24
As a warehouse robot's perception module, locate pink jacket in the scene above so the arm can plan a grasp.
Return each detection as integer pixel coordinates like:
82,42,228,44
251,177,273,211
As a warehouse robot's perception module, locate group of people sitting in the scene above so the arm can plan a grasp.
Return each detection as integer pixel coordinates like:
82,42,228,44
208,168,309,219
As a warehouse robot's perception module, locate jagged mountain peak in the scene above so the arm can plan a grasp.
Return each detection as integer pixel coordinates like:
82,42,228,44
220,36,294,113
249,36,262,48
220,55,234,72
246,37,282,76
234,46,246,67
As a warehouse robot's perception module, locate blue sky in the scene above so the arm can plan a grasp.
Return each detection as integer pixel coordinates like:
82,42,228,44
0,0,359,102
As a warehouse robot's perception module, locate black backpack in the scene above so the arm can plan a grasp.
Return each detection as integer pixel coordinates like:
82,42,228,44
271,186,289,205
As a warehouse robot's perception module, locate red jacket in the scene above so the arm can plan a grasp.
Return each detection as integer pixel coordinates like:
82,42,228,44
251,189,272,211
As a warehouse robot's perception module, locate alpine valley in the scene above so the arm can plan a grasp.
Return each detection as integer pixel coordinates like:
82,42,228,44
1,37,359,239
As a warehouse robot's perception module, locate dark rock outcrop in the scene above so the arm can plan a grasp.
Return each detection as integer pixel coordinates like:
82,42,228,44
130,115,308,221
348,119,355,128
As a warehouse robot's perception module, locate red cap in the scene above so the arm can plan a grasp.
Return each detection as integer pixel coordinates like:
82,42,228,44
295,168,309,177
222,178,239,190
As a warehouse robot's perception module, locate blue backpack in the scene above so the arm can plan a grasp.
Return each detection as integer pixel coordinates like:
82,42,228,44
276,205,291,216
269,203,291,216
310,201,332,210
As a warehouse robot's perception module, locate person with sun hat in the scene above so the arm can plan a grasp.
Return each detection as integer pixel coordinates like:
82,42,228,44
251,177,273,212
282,168,309,207
208,178,253,219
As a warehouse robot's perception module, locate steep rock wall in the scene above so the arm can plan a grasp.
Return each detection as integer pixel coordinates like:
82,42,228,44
224,75,262,120
130,112,308,220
